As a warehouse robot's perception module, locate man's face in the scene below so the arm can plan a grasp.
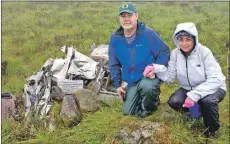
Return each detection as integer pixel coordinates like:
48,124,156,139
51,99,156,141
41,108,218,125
178,36,195,52
119,12,138,30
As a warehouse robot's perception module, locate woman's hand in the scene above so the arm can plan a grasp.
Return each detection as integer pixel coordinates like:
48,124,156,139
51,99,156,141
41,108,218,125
143,65,155,79
183,96,195,108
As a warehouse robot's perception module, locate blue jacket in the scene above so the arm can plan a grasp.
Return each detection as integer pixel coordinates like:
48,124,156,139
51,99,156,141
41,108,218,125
109,21,170,88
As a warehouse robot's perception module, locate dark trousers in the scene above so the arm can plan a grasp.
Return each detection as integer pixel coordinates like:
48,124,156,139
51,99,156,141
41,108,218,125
123,77,161,115
168,87,226,132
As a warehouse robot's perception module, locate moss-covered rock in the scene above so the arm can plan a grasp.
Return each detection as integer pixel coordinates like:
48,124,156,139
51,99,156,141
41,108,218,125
60,95,82,127
73,89,99,112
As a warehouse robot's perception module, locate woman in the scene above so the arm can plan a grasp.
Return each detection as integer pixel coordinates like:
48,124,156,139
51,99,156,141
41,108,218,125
143,22,226,138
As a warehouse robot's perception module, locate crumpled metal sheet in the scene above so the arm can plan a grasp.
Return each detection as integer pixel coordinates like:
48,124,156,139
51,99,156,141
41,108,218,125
67,47,98,80
52,46,97,80
90,44,109,62
68,58,97,79
27,71,44,82
23,45,100,119
41,58,54,72
38,79,51,118
24,71,44,115
54,47,75,80
50,58,65,73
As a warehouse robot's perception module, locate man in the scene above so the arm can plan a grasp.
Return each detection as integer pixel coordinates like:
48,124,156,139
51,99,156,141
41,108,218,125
109,2,170,117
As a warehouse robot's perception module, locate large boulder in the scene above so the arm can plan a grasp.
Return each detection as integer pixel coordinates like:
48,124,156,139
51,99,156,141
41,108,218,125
60,95,82,127
73,89,99,112
115,121,165,144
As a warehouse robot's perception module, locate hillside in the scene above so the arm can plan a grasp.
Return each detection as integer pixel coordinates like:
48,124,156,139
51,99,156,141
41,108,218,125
1,2,229,144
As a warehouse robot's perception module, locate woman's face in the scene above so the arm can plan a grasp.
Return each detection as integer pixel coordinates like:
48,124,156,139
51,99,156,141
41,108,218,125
178,36,195,52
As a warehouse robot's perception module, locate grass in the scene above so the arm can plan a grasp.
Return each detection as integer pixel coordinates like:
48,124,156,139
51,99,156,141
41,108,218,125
1,1,229,144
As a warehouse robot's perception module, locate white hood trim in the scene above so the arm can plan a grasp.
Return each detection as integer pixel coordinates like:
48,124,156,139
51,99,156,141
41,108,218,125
173,22,199,47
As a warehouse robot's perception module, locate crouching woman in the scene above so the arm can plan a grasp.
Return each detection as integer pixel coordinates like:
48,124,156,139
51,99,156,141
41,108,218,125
143,22,226,138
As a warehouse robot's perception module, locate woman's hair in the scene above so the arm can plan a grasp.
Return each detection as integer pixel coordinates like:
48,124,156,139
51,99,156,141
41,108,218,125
175,30,193,40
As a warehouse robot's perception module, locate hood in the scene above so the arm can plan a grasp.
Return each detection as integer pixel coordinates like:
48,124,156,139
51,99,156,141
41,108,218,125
173,22,198,47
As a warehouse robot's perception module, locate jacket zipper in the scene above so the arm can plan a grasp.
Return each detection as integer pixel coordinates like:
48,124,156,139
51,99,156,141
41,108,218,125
128,35,137,81
129,46,134,80
185,57,193,90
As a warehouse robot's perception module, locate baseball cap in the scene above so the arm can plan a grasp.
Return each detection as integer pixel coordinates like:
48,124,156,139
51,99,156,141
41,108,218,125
119,2,137,15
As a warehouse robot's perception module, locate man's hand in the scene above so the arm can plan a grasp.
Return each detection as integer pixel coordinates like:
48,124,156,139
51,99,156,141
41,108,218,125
183,96,195,108
143,65,155,79
116,86,126,100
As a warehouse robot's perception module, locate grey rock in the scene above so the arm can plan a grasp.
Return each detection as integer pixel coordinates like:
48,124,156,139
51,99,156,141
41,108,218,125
116,121,164,144
98,93,120,105
126,137,137,144
141,129,152,138
142,139,153,144
117,127,145,144
50,86,65,102
141,121,164,133
73,89,99,112
116,128,129,140
131,129,142,140
60,95,82,127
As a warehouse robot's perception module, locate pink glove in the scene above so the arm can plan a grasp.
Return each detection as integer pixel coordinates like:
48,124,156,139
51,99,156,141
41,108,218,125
183,96,195,108
143,65,155,77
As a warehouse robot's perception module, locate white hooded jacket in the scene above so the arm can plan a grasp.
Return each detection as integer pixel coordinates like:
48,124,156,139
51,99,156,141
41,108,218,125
155,22,226,102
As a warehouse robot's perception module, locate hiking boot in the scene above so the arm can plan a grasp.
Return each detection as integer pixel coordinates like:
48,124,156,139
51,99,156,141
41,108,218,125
204,129,219,139
140,110,151,118
135,109,142,117
135,110,152,118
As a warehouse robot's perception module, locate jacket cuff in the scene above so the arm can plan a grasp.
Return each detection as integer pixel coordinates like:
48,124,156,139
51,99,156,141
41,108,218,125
152,64,167,73
187,92,200,102
114,81,121,89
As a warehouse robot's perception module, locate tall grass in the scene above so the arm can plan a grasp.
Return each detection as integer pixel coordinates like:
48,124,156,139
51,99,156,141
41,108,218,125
2,2,229,144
